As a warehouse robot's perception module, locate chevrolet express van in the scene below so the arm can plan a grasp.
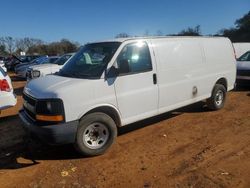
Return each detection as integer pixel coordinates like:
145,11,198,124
19,37,236,156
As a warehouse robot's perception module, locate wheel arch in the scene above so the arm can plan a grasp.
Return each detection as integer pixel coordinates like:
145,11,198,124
214,77,228,91
80,105,122,127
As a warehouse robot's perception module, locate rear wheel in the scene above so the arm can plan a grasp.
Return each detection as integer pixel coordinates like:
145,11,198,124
74,112,117,156
207,84,226,110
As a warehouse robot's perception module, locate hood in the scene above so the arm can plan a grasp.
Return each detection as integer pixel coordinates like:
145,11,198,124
237,61,250,70
24,75,92,99
29,63,62,76
29,63,58,70
17,64,31,72
17,63,36,70
16,63,29,70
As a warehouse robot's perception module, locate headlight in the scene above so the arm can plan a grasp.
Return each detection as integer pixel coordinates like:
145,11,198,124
32,70,40,78
35,99,65,123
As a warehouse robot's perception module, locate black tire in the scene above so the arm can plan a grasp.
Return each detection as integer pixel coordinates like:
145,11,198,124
74,112,117,156
207,84,227,110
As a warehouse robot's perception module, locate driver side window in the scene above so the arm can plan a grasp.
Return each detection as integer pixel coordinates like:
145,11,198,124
116,42,152,75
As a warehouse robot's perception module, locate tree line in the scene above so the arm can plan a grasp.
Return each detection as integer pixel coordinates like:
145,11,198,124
116,11,250,42
0,37,79,56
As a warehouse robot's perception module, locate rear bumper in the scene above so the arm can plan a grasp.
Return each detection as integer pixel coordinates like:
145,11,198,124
19,109,78,144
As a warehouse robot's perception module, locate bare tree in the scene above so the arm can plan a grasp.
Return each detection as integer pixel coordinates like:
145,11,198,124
115,33,130,38
15,38,26,52
0,37,4,46
15,37,45,54
27,38,79,55
2,36,16,54
0,37,7,56
178,25,201,36
24,38,44,51
156,30,163,36
0,45,7,56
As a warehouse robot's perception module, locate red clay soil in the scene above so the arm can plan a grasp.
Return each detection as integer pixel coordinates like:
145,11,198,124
0,75,250,188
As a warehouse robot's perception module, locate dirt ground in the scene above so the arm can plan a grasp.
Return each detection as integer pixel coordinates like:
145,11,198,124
0,74,250,188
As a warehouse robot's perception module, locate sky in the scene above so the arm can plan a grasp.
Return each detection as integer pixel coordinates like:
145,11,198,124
0,0,249,44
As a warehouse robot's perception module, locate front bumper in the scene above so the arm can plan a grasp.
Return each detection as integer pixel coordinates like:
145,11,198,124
16,71,27,78
19,109,78,144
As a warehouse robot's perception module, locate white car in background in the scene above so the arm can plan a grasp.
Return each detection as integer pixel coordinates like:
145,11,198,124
15,56,58,79
0,57,7,72
233,43,250,58
236,51,250,85
26,53,75,81
0,67,16,111
0,63,7,72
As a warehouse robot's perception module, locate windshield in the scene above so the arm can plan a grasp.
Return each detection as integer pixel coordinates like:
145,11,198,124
0,67,7,76
53,54,73,65
59,42,121,79
31,56,47,64
34,57,48,64
49,57,59,63
238,51,250,61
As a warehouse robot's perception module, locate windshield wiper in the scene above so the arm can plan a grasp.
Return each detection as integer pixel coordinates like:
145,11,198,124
59,70,99,79
58,70,75,78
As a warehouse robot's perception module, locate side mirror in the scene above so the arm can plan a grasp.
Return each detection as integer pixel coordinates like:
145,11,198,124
106,66,119,78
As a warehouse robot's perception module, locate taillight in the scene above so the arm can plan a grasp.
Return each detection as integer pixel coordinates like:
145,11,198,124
0,79,11,92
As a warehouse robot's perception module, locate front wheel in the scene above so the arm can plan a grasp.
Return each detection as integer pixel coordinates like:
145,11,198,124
74,112,117,156
207,84,226,110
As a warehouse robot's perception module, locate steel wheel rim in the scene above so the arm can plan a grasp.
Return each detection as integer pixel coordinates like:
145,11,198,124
215,90,224,106
83,123,109,149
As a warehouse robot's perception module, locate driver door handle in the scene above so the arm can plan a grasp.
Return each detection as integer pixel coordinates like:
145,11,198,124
153,73,157,85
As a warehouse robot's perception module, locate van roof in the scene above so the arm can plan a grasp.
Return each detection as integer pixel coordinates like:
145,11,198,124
92,36,228,43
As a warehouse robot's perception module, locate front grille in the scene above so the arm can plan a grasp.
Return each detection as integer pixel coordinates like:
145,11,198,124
237,69,250,76
23,92,36,120
23,92,36,106
22,93,65,126
23,106,36,120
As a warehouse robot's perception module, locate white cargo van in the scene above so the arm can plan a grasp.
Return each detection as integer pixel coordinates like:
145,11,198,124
19,37,236,156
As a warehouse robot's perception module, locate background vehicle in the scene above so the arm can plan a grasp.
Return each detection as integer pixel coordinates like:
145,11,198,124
4,55,21,71
0,67,16,111
15,56,59,78
0,63,7,72
0,56,5,64
0,57,7,72
14,55,48,72
236,51,250,86
4,55,44,71
19,37,236,156
26,53,75,80
233,43,250,58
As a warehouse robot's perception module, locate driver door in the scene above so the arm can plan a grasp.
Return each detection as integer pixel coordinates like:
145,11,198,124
113,41,158,125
